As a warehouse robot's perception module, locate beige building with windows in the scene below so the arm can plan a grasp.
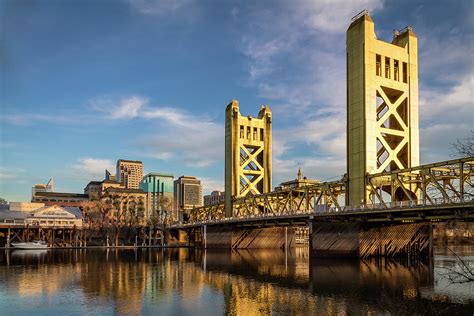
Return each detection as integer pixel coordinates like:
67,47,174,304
116,159,143,189
275,168,320,191
204,191,225,206
9,202,45,212
174,176,202,220
32,178,54,198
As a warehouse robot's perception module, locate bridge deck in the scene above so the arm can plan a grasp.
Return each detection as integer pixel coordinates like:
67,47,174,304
172,201,474,229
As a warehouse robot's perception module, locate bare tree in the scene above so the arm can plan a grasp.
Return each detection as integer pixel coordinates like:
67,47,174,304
440,248,474,284
452,130,474,157
147,196,172,226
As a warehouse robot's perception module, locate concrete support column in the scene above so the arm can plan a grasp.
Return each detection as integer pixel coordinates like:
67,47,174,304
202,224,207,249
6,228,10,249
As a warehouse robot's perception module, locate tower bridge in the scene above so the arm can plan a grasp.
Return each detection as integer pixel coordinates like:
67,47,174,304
170,11,474,258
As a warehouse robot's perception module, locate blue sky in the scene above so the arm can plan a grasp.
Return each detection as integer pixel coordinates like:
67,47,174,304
1,0,473,202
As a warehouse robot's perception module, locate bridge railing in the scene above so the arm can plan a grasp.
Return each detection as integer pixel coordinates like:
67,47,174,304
366,156,473,209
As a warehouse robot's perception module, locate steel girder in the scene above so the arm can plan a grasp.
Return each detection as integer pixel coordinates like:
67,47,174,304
186,157,473,225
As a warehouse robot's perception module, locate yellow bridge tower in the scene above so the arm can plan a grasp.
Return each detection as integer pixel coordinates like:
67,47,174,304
225,100,272,217
346,10,420,206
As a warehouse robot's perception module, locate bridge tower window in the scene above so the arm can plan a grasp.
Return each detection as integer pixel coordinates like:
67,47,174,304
385,57,391,79
376,54,381,76
394,60,399,81
402,62,408,83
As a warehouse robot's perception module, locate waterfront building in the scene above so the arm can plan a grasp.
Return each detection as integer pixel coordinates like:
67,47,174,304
9,202,45,212
140,173,174,222
116,159,143,189
174,176,202,221
32,191,89,207
275,168,320,191
0,204,83,229
204,191,225,206
31,178,87,207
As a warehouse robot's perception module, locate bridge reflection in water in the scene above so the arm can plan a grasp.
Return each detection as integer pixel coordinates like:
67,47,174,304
0,247,472,315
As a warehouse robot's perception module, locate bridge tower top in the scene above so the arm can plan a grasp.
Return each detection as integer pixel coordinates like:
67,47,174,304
346,11,419,206
225,100,272,217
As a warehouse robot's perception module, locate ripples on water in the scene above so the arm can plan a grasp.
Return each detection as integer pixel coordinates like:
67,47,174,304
0,246,473,315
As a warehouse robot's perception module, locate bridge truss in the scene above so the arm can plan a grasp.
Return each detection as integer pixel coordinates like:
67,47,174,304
188,157,474,224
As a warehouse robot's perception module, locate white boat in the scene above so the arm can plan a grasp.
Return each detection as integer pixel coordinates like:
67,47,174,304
11,241,48,249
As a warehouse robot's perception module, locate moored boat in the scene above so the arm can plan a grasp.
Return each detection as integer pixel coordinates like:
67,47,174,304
11,241,48,249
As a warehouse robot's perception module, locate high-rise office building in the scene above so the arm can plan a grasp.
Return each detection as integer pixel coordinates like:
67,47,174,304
174,176,202,220
116,159,143,189
140,173,174,221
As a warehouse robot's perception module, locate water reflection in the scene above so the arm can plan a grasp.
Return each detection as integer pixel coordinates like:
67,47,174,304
0,247,472,315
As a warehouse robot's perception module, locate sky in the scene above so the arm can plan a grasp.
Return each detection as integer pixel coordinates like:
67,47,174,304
0,0,473,202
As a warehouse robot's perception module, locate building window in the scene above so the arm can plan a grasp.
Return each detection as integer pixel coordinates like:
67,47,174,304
385,57,390,79
394,60,399,81
240,125,244,138
260,128,264,140
376,54,381,76
247,127,251,139
253,127,257,140
403,62,408,83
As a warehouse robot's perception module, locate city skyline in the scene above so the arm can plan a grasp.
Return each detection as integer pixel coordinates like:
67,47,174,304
1,0,473,202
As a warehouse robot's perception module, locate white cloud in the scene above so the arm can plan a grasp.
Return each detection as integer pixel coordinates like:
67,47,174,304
420,71,474,122
200,177,224,195
90,95,224,167
420,123,473,163
0,167,27,182
302,0,384,33
0,113,78,125
232,1,387,185
72,158,114,181
140,117,223,167
91,95,148,119
237,0,473,181
128,0,196,16
0,169,17,180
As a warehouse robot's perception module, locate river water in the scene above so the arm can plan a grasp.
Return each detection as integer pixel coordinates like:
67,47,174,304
0,246,473,315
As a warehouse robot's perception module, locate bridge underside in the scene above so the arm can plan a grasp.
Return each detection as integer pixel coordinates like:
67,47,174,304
310,221,432,258
176,220,434,259
204,226,295,250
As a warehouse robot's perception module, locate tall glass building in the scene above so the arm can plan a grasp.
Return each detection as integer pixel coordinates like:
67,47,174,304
139,173,174,222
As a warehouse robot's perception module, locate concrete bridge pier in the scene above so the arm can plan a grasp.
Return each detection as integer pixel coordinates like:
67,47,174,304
201,225,295,250
309,221,432,259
